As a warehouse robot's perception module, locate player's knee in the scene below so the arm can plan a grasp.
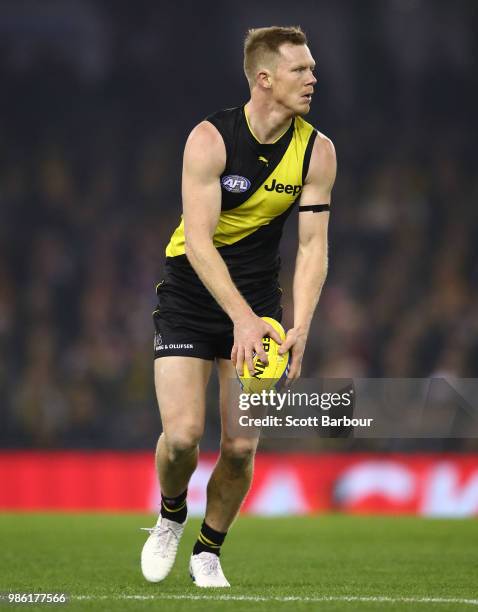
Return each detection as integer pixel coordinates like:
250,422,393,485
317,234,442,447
220,438,257,472
164,430,201,461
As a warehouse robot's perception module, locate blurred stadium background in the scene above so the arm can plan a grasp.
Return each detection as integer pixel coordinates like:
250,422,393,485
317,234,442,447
1,0,478,517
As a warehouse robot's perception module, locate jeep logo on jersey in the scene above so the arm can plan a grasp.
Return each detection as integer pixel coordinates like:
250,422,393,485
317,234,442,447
264,178,302,196
221,175,251,193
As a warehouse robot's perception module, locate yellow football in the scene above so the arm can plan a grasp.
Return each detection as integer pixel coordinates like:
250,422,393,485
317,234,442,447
238,317,290,393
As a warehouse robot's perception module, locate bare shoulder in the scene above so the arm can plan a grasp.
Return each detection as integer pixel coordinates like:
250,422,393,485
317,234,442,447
312,130,336,167
306,129,337,187
187,120,224,149
184,121,226,175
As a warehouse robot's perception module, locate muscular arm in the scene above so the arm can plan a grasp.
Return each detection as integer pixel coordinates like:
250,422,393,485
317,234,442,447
279,133,337,379
182,121,281,373
183,122,250,321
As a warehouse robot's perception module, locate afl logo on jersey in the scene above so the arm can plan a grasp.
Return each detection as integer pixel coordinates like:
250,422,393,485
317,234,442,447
221,175,251,193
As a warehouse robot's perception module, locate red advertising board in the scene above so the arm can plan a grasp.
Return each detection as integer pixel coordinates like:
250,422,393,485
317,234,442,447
1,452,477,516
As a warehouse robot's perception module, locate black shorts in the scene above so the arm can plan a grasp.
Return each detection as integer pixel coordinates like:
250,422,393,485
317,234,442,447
153,311,234,360
153,305,283,361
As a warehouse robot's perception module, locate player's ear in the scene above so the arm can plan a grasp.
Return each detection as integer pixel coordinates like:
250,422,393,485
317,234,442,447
257,70,272,89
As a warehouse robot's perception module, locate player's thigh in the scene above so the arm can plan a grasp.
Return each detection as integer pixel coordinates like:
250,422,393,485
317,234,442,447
216,358,260,457
155,356,213,442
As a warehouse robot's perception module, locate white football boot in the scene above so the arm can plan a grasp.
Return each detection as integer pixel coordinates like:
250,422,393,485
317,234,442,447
141,516,186,582
189,552,231,587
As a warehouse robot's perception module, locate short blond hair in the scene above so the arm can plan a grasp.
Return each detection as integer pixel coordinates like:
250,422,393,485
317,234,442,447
244,26,307,88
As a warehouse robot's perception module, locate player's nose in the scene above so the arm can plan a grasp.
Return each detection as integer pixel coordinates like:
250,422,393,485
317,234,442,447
308,71,317,86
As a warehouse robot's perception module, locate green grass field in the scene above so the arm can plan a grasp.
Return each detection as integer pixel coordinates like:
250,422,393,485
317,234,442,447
0,514,477,611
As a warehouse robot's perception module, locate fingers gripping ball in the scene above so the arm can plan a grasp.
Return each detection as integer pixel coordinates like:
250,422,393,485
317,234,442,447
238,317,290,393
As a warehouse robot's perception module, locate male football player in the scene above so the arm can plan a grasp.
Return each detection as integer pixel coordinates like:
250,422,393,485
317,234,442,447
141,25,336,587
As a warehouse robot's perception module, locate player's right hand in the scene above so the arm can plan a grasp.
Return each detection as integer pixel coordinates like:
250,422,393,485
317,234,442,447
231,313,282,376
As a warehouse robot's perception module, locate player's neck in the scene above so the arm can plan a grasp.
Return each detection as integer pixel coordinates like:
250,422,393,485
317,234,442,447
244,100,293,144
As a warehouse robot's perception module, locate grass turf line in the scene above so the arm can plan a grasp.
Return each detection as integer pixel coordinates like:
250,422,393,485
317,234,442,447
0,514,477,611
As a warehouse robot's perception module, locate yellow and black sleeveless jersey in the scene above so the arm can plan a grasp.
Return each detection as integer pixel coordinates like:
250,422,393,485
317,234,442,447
156,105,317,335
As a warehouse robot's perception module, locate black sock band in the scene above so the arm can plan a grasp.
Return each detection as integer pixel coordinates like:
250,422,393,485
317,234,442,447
160,489,187,523
192,521,227,557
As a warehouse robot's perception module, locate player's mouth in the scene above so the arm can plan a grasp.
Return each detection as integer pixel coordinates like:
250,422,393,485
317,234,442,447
301,93,313,103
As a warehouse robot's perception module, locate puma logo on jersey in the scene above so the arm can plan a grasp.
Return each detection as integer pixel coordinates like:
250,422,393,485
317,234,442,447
264,178,302,196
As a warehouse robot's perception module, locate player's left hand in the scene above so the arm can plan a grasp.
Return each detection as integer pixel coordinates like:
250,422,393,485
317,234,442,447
278,327,307,382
